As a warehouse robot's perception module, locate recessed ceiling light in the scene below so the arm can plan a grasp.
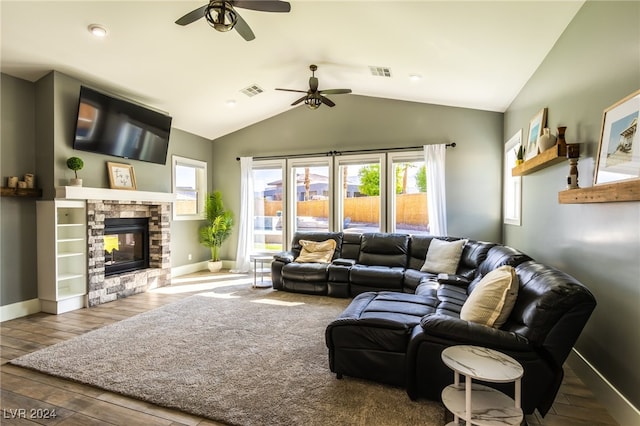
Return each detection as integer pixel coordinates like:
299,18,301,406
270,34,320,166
226,100,237,107
88,24,108,38
409,74,422,81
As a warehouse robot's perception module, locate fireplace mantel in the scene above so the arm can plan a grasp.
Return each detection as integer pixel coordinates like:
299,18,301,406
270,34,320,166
56,186,175,203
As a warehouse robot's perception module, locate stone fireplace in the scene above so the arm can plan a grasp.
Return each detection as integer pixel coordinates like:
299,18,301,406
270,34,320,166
86,199,171,307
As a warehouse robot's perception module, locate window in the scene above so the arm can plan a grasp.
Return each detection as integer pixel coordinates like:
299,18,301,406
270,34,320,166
252,150,437,251
504,131,522,226
252,160,285,252
172,155,207,220
335,154,384,233
388,151,429,234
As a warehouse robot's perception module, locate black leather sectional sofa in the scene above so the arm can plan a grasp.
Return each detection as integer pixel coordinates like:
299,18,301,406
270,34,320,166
270,231,596,416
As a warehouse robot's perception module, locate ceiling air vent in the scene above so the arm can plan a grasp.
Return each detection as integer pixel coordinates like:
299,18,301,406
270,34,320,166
369,66,392,77
241,84,264,97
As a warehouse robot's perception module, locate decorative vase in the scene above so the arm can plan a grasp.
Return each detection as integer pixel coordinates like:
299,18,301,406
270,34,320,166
538,128,557,152
208,260,223,272
557,126,567,147
70,178,83,187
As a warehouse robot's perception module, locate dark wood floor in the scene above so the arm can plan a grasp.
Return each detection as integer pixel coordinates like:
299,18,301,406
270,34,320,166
1,272,618,425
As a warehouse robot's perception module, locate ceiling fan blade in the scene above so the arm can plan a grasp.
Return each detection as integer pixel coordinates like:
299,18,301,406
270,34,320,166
175,5,208,25
319,89,352,95
233,0,291,13
309,76,318,92
276,88,307,93
321,96,336,107
234,12,256,41
291,95,308,106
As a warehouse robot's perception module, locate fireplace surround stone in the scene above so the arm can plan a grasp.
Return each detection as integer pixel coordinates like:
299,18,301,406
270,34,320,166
87,200,171,306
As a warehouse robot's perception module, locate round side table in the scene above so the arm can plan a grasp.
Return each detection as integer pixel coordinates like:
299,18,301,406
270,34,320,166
251,255,273,288
441,345,523,426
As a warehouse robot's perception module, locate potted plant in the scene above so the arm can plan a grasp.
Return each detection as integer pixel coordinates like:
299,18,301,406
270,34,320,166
66,156,84,186
199,191,234,272
514,145,525,166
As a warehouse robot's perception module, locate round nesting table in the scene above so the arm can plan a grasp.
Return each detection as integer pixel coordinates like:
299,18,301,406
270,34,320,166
441,345,523,426
251,255,273,288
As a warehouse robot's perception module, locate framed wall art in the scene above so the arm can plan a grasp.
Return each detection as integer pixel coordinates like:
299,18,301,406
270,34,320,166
594,89,640,185
107,162,137,190
525,108,547,160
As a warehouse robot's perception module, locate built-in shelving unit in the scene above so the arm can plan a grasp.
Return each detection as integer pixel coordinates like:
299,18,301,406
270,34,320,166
512,143,567,176
1,187,42,198
558,180,640,204
37,200,87,314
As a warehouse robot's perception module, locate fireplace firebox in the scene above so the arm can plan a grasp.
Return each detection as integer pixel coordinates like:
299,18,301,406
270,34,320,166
104,218,149,276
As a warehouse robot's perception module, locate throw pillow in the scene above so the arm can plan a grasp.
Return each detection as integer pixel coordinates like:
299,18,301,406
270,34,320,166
420,238,467,274
460,265,519,328
294,239,337,263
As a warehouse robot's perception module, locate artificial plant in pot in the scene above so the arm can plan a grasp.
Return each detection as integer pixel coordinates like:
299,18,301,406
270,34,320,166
199,191,234,272
66,156,84,186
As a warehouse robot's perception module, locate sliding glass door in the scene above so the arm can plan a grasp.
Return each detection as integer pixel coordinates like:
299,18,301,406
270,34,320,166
388,151,429,234
288,158,332,235
252,160,285,252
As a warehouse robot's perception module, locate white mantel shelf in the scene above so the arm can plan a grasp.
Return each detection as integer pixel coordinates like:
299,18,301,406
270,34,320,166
56,186,175,203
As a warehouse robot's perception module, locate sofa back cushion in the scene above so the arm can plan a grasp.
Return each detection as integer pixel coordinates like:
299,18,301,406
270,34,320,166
291,232,343,261
470,245,532,293
340,233,362,260
408,236,494,280
357,233,409,267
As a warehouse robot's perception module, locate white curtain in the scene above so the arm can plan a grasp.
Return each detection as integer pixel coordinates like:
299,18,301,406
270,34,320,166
231,157,254,273
424,144,448,236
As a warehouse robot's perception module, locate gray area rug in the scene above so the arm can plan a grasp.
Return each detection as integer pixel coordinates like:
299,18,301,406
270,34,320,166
11,285,443,425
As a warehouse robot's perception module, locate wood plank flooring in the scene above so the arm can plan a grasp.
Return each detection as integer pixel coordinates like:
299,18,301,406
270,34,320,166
1,272,618,425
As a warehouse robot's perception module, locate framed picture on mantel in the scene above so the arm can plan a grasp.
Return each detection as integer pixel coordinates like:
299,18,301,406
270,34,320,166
107,162,137,190
525,108,547,160
594,89,640,185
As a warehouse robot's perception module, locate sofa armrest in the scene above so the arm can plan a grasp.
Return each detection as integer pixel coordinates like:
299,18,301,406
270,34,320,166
273,252,294,263
437,273,471,287
332,258,356,267
419,314,531,352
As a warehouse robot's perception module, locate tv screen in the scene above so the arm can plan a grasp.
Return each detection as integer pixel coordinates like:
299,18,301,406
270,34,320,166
72,86,172,165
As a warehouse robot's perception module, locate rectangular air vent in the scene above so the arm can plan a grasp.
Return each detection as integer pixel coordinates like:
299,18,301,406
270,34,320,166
241,84,264,97
369,66,392,77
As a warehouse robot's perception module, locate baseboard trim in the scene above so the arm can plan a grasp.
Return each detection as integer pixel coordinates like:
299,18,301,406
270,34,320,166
1,298,41,322
171,261,209,277
568,349,639,426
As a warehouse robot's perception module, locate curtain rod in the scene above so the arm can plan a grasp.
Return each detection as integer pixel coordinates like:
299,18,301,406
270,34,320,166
235,142,456,161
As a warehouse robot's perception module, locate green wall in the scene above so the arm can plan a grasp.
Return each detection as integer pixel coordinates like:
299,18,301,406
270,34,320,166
1,74,38,305
211,94,504,261
1,72,213,306
504,1,639,413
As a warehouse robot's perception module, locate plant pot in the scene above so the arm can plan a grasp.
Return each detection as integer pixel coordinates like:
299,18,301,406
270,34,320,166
70,178,83,187
208,260,223,272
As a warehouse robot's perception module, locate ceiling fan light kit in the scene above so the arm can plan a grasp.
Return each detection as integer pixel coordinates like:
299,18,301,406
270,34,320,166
205,1,237,32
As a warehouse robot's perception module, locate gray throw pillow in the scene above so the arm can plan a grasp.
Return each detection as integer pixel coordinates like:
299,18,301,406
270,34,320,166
420,238,467,274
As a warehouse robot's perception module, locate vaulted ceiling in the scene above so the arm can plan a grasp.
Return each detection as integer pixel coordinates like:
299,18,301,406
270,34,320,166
1,1,584,140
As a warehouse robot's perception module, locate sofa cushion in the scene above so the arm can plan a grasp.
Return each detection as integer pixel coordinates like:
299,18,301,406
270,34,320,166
460,265,519,328
295,239,336,263
420,238,467,274
358,233,409,267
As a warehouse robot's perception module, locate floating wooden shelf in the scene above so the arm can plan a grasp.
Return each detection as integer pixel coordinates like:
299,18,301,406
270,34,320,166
1,187,42,198
512,143,567,176
558,180,640,204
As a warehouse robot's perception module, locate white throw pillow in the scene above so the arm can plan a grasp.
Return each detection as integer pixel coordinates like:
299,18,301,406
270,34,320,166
294,239,337,263
460,265,519,328
420,238,467,274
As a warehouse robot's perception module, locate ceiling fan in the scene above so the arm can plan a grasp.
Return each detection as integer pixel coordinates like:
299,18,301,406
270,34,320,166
175,0,291,42
276,65,352,109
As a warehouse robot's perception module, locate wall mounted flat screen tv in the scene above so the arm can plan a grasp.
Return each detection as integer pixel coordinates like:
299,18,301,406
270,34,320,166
72,86,172,165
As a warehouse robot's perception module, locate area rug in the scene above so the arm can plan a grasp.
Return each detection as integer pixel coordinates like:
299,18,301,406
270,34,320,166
11,285,444,425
